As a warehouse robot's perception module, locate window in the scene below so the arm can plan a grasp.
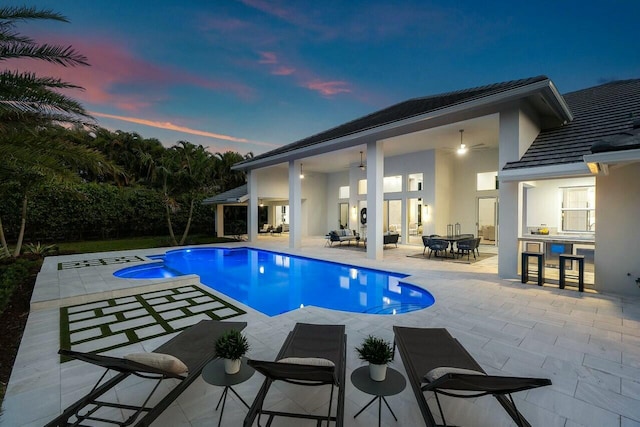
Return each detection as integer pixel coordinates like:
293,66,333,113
477,171,498,191
407,173,423,191
561,186,595,232
358,179,367,195
383,176,402,193
338,186,350,199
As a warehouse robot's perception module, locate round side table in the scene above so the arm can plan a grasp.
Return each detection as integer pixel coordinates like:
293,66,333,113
351,366,406,427
202,357,255,427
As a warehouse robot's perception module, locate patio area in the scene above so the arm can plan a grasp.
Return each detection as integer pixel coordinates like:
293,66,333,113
2,237,640,426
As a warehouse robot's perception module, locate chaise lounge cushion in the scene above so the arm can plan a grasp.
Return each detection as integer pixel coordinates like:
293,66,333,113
277,357,336,367
125,352,189,375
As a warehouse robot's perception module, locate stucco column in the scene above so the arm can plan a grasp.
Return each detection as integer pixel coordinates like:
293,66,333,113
216,204,224,238
289,160,302,249
248,170,258,242
498,106,539,278
366,140,383,260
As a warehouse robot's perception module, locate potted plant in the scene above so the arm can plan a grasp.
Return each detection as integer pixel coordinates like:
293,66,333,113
215,329,250,374
355,335,393,381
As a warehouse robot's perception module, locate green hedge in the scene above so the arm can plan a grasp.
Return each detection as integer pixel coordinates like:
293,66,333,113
0,258,41,315
0,182,216,243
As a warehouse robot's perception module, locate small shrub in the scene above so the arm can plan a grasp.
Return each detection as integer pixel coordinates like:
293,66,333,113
355,335,394,365
214,329,250,360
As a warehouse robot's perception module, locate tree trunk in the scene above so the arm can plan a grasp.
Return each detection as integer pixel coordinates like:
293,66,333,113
13,194,28,257
165,202,178,246
0,215,10,257
179,198,195,245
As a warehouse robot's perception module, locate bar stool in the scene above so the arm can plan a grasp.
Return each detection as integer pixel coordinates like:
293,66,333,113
521,251,544,286
559,254,585,292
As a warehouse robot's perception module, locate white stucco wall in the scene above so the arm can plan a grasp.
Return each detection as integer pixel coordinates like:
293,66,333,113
524,176,595,232
450,147,499,235
434,150,453,236
595,163,640,296
301,172,328,236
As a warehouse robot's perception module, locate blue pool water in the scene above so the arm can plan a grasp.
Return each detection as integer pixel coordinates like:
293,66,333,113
114,247,434,316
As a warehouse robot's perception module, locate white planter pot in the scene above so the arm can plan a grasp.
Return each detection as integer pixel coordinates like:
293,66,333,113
224,358,241,374
369,363,387,382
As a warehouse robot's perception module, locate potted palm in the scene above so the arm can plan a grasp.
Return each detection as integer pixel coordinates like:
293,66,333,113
355,335,393,381
215,329,250,374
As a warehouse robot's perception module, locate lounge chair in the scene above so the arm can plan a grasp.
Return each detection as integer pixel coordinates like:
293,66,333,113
244,323,347,427
393,326,551,427
46,320,247,427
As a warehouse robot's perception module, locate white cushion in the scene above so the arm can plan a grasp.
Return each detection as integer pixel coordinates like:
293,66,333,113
344,229,352,236
423,366,485,383
124,352,188,375
277,357,335,367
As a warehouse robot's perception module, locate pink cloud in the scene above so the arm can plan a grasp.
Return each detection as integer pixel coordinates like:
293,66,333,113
91,111,279,147
272,66,295,76
304,80,351,97
6,36,255,112
258,51,278,64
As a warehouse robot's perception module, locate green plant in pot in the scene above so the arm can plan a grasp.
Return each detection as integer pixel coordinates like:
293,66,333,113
355,335,393,381
215,329,250,374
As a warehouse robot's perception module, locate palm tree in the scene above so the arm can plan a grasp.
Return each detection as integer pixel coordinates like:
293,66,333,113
0,6,92,130
0,7,110,256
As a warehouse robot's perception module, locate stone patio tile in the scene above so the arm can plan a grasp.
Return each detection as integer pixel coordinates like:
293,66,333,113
575,380,640,422
102,301,143,314
69,314,117,330
526,387,620,426
168,314,211,329
109,315,155,332
187,301,225,313
153,300,190,312
67,300,109,313
73,333,130,353
158,308,186,320
135,324,168,339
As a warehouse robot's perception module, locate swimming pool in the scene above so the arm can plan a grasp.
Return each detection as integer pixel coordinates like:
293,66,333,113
114,247,434,316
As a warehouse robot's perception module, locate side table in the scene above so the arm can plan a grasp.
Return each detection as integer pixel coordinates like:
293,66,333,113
351,366,406,427
202,357,255,427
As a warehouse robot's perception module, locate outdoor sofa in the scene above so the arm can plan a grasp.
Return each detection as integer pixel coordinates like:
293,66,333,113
327,229,359,246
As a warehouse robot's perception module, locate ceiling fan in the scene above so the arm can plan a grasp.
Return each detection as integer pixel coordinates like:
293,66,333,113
444,129,487,154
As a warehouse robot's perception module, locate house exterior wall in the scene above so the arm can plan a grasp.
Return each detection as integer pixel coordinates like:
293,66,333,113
301,172,328,236
450,147,499,235
498,106,542,278
435,150,453,236
595,163,640,296
326,170,349,232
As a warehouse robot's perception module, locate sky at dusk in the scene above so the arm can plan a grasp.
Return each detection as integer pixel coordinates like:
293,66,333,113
6,1,639,155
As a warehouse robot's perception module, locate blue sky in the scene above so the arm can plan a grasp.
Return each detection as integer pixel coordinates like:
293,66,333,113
8,0,639,155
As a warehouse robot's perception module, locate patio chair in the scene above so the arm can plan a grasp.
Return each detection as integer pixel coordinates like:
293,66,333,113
393,326,551,427
456,238,476,261
427,239,450,258
244,323,347,427
46,320,247,427
422,236,432,255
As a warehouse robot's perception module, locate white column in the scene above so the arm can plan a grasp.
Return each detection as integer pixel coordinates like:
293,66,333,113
248,170,258,242
289,160,302,249
216,204,224,237
366,140,384,260
498,108,532,279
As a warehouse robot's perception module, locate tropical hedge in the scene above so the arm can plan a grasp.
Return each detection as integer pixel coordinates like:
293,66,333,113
0,182,215,243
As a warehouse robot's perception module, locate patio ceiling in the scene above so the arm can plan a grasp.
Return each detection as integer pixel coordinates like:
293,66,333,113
268,114,500,174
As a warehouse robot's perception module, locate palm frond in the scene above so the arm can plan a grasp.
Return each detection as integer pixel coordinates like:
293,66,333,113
0,7,68,23
0,42,88,66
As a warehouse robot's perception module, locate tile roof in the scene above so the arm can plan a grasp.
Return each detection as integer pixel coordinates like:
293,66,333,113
503,78,640,170
238,75,549,166
202,184,247,204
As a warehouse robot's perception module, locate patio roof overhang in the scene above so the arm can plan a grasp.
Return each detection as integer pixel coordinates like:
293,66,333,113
498,162,591,182
232,79,572,172
583,148,640,175
202,184,248,205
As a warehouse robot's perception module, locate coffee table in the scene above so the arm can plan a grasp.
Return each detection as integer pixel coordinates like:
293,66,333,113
351,366,406,426
202,357,255,427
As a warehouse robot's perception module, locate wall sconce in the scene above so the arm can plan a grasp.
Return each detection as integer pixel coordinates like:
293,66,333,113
259,199,264,207
422,204,430,217
299,163,305,179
